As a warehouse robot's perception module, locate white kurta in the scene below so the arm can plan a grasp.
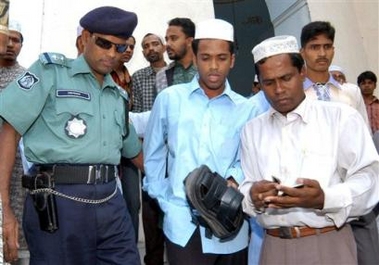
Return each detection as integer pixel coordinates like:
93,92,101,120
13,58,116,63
239,98,379,229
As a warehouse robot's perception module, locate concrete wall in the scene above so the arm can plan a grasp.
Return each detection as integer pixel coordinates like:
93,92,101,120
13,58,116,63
9,0,378,95
10,0,214,73
266,0,378,96
307,0,378,90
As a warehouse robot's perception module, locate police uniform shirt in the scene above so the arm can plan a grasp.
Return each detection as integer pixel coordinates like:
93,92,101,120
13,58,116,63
0,53,141,164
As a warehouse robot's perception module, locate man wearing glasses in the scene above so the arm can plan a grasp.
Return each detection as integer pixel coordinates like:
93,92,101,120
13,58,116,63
0,6,143,265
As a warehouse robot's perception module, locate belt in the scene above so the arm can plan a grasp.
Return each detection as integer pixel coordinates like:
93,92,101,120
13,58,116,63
266,226,337,239
23,164,117,186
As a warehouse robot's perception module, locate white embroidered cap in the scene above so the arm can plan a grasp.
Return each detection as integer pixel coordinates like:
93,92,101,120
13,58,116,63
8,20,22,34
77,25,84,37
254,74,259,83
195,18,234,42
329,65,345,74
252,35,299,63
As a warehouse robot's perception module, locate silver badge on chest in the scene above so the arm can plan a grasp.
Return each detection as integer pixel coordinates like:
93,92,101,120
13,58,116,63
65,116,87,138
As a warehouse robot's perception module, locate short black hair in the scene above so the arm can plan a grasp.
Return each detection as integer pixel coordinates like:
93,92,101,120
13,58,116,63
300,21,335,48
191,39,234,55
255,53,304,80
357,71,377,85
168,17,195,38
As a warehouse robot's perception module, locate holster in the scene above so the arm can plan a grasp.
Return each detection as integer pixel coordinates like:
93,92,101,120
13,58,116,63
22,172,59,233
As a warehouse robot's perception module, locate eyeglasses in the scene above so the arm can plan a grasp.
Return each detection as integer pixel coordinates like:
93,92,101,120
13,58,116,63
92,35,128,53
126,44,135,51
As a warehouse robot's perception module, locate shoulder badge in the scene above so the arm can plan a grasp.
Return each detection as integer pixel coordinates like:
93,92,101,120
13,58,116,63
117,86,129,101
39,52,67,66
17,71,39,90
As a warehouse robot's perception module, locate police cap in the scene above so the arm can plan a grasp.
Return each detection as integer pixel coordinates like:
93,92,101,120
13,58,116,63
80,6,138,39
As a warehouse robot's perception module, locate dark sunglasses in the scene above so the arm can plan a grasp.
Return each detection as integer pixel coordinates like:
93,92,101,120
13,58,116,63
92,35,128,53
126,44,135,51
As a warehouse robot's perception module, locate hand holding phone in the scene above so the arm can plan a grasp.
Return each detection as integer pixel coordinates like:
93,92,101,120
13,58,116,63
272,176,304,196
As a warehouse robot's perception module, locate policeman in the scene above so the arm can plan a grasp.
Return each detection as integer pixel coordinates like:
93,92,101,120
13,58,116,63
0,6,143,265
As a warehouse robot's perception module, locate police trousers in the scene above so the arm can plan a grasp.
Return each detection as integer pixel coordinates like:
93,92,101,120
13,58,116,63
23,181,140,265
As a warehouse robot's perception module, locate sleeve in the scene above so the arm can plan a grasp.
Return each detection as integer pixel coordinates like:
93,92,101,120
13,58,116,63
142,92,169,200
239,124,261,217
322,110,379,227
225,145,244,184
0,60,53,135
129,111,151,138
121,123,142,158
354,88,371,133
131,72,142,113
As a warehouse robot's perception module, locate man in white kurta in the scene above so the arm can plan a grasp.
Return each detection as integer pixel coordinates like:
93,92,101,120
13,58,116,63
239,35,379,265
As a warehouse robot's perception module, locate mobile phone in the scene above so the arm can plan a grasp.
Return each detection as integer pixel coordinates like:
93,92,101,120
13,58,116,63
272,176,304,196
290,183,304,189
272,176,304,188
280,183,304,196
272,176,281,184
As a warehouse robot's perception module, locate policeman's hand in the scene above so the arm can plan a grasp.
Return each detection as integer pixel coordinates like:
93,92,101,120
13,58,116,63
250,180,278,212
3,207,19,263
264,178,324,210
131,150,144,173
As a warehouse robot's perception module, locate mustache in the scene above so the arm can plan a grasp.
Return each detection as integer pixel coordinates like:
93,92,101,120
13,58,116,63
147,52,159,57
315,58,329,63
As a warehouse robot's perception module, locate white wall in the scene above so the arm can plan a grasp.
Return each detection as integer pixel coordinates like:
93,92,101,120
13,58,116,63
266,0,378,96
9,0,214,73
307,0,378,89
9,0,378,96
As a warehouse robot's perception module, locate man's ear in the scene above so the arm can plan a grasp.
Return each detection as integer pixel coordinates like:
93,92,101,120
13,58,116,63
193,55,198,68
81,30,91,45
300,65,306,81
230,53,235,69
299,47,304,57
187,37,194,48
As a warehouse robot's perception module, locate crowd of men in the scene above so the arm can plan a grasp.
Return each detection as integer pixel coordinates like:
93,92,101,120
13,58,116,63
0,4,378,265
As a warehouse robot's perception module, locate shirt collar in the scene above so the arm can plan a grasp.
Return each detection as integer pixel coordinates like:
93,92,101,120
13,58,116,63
269,97,310,123
70,55,118,89
70,55,91,76
369,95,379,104
188,74,237,104
174,61,195,71
303,75,341,90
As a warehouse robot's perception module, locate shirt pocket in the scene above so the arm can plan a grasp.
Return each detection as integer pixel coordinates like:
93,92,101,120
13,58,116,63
54,97,94,140
300,150,335,188
55,97,94,118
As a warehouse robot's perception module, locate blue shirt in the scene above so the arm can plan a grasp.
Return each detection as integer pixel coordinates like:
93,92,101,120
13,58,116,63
143,76,264,253
248,90,270,115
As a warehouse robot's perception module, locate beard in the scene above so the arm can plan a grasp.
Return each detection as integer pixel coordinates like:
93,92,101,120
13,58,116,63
167,46,187,61
146,52,160,63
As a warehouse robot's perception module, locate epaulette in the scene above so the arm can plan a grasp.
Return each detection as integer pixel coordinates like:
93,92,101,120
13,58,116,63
39,52,67,66
116,86,129,101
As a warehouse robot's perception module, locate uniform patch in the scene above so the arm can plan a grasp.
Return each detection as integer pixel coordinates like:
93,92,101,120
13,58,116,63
39,52,67,66
17,71,39,90
56,90,91,100
116,85,129,101
65,116,87,138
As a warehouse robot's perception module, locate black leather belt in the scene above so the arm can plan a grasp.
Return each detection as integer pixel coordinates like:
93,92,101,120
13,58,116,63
22,164,117,187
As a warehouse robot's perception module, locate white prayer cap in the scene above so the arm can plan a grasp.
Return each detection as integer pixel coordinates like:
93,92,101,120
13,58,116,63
329,64,345,74
252,35,299,63
195,18,234,42
8,20,22,34
77,25,84,37
254,74,259,83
